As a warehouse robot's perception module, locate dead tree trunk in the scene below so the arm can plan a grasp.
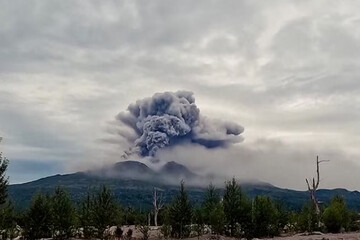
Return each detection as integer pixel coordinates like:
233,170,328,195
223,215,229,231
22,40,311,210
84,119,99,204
153,187,164,227
305,156,329,219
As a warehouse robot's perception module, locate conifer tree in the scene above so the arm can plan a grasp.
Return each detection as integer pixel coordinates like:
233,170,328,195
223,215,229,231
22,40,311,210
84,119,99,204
92,185,121,239
223,178,251,237
0,137,9,205
252,196,279,238
0,201,16,240
208,203,226,235
52,187,76,239
168,181,192,238
80,193,95,239
0,137,14,239
192,207,205,239
24,192,53,239
203,183,220,223
202,183,225,235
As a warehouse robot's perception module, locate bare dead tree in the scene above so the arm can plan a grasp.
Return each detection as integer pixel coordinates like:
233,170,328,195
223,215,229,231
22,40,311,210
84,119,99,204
305,156,329,216
153,187,164,227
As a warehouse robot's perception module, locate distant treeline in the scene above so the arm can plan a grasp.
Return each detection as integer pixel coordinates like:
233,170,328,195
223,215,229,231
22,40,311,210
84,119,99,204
1,179,360,240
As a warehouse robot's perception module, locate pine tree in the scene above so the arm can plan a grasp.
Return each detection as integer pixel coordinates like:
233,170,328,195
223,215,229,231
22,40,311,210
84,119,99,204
208,203,226,235
80,193,95,239
203,183,220,223
223,178,251,237
52,187,76,239
92,185,121,239
24,192,53,239
0,137,9,205
168,181,192,238
0,201,16,239
202,183,225,235
192,207,205,239
0,137,14,239
252,196,279,238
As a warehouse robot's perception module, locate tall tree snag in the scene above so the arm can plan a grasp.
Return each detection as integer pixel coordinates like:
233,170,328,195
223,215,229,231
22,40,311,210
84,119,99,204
153,187,164,227
305,156,329,216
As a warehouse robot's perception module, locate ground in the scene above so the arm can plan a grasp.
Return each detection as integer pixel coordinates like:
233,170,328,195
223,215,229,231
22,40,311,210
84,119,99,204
182,232,360,240
119,226,360,240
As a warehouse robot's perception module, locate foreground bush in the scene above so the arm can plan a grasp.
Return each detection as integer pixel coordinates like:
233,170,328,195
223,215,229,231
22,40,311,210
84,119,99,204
298,202,319,232
323,196,350,233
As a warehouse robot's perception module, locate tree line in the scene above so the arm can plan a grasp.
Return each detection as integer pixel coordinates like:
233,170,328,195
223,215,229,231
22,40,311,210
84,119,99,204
1,181,360,239
1,142,360,239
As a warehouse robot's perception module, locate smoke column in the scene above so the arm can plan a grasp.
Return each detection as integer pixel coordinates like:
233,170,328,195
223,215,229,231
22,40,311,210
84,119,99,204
116,91,244,159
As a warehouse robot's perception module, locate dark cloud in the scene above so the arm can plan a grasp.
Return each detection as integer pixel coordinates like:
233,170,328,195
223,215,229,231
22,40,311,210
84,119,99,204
116,91,244,158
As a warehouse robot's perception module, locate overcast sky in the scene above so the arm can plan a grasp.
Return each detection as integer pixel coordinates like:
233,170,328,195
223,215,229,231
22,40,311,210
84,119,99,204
1,0,360,190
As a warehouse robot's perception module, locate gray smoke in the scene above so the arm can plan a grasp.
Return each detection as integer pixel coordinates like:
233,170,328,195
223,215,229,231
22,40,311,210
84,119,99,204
116,91,244,158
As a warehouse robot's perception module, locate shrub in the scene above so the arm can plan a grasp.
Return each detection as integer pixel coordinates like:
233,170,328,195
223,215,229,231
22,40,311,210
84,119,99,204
125,228,133,240
138,225,150,240
114,226,123,240
160,223,171,240
298,202,318,232
323,196,350,233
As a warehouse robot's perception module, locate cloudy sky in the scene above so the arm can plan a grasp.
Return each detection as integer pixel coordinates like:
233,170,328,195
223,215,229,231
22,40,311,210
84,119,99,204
1,0,360,190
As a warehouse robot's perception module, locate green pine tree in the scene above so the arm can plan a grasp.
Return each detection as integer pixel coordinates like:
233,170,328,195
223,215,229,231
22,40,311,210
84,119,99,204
24,192,53,240
202,183,225,235
52,187,76,239
208,203,226,235
80,192,95,239
203,183,220,223
0,138,14,239
252,196,279,238
168,181,193,238
0,137,9,205
92,185,121,239
223,178,251,238
192,207,205,239
0,201,16,240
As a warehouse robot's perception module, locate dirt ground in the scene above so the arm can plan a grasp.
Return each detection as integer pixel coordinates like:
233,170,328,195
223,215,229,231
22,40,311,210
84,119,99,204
105,226,360,240
180,232,360,240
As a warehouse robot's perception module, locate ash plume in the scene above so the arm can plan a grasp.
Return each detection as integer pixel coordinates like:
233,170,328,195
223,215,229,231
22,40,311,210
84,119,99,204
116,91,244,159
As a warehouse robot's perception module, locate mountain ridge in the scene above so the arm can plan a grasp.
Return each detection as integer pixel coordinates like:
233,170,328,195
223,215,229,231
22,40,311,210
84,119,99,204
8,160,360,211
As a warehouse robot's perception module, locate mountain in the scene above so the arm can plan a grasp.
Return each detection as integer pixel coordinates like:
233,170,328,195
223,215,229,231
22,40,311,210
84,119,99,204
8,161,360,211
160,161,197,180
88,161,156,180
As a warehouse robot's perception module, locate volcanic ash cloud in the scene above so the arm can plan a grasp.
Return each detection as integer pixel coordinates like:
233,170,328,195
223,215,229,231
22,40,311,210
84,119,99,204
116,90,244,158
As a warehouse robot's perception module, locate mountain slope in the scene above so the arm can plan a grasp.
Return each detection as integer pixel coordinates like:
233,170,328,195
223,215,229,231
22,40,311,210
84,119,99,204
160,161,197,179
88,161,156,180
8,161,360,211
